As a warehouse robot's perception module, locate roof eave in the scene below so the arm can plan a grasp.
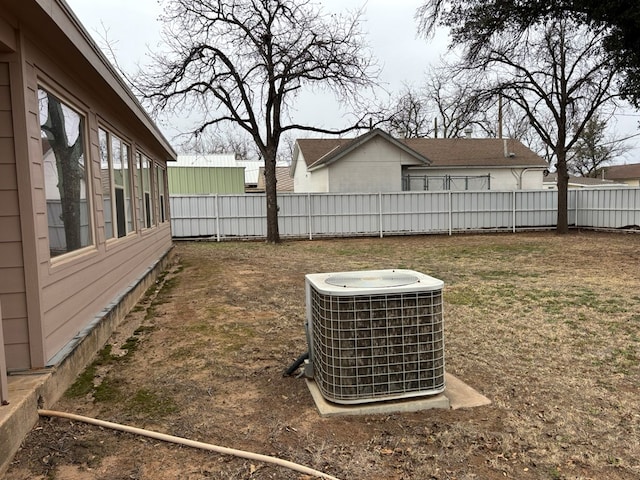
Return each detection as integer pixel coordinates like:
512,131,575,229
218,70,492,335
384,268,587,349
313,129,432,168
36,0,177,160
406,164,548,169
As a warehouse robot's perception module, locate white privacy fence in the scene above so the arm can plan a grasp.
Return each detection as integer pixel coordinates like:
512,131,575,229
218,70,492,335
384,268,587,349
170,188,640,240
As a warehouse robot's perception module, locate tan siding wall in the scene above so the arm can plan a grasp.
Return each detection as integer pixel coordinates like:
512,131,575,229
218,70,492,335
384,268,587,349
0,7,174,371
20,38,174,367
43,228,172,360
0,60,30,370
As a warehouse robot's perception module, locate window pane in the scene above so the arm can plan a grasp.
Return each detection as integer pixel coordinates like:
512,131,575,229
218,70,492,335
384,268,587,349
99,128,113,240
110,134,135,237
112,136,123,186
136,152,144,230
115,187,126,237
39,88,92,257
123,143,134,233
140,154,154,228
157,165,166,223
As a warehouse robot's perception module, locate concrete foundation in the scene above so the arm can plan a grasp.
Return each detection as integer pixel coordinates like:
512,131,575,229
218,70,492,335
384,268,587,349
0,250,173,476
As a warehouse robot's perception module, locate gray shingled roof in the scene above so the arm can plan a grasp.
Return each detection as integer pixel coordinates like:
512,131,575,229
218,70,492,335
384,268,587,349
603,163,640,180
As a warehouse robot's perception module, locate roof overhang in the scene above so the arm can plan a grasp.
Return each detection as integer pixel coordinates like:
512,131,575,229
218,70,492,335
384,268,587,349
404,164,548,170
308,129,431,171
5,0,177,160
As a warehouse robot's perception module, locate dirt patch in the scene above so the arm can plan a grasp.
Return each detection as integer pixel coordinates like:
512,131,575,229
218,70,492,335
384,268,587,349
5,231,640,479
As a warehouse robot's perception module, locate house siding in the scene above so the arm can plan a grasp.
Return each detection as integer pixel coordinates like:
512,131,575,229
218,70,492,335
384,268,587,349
0,60,31,370
405,167,544,191
42,226,171,362
294,152,328,192
621,179,640,187
25,39,172,368
328,137,403,192
0,1,175,371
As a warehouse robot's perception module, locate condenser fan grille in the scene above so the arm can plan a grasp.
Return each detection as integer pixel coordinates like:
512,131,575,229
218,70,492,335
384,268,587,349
307,275,445,404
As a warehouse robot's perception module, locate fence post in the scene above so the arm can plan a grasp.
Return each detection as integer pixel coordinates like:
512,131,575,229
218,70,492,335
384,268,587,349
512,190,517,233
215,195,221,242
0,301,9,406
308,193,313,240
379,192,384,238
448,191,452,236
575,189,580,228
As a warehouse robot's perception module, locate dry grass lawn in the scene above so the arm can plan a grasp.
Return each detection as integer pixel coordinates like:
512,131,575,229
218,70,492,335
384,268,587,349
5,231,640,480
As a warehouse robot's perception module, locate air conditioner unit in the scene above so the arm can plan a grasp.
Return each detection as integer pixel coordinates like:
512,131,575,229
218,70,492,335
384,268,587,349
305,269,445,404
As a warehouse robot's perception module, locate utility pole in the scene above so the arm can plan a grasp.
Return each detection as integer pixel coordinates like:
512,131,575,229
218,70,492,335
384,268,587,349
498,94,503,139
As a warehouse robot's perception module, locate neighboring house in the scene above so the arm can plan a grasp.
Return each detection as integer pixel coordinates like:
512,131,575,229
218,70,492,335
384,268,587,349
291,129,548,193
543,173,627,189
169,155,245,194
601,163,640,187
173,154,264,193
256,165,294,193
1,0,175,436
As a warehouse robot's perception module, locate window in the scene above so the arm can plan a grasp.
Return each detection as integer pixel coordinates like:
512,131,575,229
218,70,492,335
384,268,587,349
112,135,135,236
156,165,167,223
136,151,144,230
99,128,135,239
99,129,113,239
39,87,92,257
139,152,154,228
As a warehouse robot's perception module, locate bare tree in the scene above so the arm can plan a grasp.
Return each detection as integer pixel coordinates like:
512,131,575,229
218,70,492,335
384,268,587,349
183,127,258,160
489,21,621,232
426,66,494,138
568,114,631,177
380,67,495,139
416,0,640,107
385,85,433,138
429,19,621,233
140,0,378,243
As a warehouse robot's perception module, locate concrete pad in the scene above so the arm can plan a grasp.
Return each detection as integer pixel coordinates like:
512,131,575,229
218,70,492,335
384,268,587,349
445,373,492,410
0,372,51,476
305,373,490,417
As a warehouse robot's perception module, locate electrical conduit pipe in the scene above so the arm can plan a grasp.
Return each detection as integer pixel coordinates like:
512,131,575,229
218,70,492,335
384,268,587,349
38,410,342,480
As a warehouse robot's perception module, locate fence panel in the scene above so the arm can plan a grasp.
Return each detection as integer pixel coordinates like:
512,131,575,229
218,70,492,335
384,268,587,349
381,192,450,234
218,195,266,237
171,196,218,237
308,193,380,237
451,191,513,231
576,188,640,228
515,190,557,227
278,194,311,237
170,188,640,240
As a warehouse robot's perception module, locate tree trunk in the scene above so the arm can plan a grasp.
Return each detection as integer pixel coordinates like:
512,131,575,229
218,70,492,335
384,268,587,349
556,152,570,234
263,152,280,243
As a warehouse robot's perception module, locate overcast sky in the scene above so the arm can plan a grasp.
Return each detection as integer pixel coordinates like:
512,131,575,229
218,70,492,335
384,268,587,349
65,0,447,138
65,0,639,162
